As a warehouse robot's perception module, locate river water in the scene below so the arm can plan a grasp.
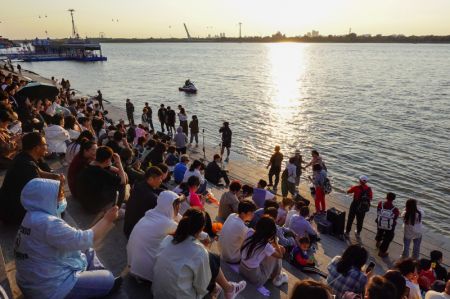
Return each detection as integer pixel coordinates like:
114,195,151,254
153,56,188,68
21,43,450,234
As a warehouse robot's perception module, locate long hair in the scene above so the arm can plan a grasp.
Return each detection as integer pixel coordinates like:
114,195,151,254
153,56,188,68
78,138,96,158
189,160,202,172
336,244,368,275
172,208,205,244
404,199,421,225
241,216,276,260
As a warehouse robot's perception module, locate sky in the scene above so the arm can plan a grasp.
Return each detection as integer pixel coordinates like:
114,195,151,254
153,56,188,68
2,0,450,39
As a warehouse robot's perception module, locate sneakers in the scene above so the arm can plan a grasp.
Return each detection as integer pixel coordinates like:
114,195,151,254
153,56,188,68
272,272,289,287
225,281,247,299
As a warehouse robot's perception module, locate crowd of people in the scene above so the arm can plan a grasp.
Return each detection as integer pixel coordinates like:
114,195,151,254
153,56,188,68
0,67,449,299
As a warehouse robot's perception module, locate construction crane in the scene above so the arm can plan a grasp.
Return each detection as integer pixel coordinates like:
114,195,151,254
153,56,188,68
183,23,192,40
68,9,79,38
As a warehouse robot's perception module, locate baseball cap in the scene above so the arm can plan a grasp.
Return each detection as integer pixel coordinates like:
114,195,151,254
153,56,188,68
359,175,369,183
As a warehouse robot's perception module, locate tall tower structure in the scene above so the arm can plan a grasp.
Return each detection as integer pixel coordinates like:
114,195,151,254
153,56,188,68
239,22,242,39
68,9,78,38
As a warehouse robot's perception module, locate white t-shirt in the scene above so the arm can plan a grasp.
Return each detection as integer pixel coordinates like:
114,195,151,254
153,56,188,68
425,291,450,299
218,214,250,263
240,230,275,269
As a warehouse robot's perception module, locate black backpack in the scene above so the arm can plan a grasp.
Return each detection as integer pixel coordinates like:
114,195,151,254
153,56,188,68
357,186,371,213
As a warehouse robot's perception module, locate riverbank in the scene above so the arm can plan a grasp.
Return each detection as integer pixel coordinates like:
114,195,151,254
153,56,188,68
1,67,449,298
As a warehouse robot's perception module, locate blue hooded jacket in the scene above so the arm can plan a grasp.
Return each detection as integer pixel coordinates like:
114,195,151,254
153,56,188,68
15,178,94,299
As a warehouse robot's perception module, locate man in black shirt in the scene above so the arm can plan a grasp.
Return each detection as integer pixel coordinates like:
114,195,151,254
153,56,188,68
219,122,232,162
0,132,62,225
123,166,163,239
96,90,104,111
266,145,283,190
77,146,127,213
157,104,167,133
144,102,154,131
125,98,135,126
205,154,230,186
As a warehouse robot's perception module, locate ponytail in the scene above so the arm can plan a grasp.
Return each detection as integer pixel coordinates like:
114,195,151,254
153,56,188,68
172,208,205,244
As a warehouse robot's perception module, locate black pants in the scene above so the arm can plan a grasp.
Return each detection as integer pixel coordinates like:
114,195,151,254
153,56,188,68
148,118,154,131
268,166,281,189
127,113,134,126
207,252,221,293
375,228,395,253
345,200,366,234
159,121,165,132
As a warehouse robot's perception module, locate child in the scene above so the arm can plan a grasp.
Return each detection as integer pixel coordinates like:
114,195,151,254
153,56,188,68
430,250,448,281
418,258,435,293
187,175,204,210
277,197,294,226
291,237,315,267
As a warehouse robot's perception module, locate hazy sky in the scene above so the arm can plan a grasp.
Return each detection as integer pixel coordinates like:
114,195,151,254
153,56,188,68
2,0,450,39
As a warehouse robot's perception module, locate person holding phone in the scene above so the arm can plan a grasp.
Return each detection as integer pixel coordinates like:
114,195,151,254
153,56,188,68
15,178,122,299
239,216,288,291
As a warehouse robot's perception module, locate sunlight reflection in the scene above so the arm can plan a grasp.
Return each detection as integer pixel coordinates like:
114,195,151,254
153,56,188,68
267,43,306,116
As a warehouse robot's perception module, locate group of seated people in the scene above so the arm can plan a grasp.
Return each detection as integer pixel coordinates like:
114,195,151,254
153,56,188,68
1,69,448,299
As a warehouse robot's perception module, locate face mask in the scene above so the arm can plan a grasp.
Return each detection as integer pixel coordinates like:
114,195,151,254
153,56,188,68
56,198,67,214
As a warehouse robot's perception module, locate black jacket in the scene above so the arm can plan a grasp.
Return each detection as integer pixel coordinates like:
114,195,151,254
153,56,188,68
123,181,162,238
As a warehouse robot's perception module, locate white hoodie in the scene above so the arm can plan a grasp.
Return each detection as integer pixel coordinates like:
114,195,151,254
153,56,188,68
127,190,179,281
44,125,70,154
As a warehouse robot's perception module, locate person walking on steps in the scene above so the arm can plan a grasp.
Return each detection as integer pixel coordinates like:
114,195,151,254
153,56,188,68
125,99,135,126
375,192,400,258
219,122,232,162
345,175,373,239
266,145,283,191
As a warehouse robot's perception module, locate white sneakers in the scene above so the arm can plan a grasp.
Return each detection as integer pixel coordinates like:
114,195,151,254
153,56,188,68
272,272,289,287
225,281,247,299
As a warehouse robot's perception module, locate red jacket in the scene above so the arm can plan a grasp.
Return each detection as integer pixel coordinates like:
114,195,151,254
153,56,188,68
347,184,373,201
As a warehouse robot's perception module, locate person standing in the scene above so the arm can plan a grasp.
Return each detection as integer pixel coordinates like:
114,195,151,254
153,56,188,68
266,145,283,190
219,122,232,162
281,157,297,199
125,99,135,126
304,149,327,171
189,115,199,147
178,107,188,136
142,108,150,129
309,164,327,214
157,104,167,133
401,199,424,259
345,175,373,238
96,90,104,110
174,126,188,155
144,102,154,130
166,106,176,135
292,150,305,187
375,192,400,257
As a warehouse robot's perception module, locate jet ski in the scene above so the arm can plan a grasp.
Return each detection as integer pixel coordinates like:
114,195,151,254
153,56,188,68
179,81,197,93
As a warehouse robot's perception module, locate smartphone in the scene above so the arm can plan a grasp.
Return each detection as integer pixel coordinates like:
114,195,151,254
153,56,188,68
113,191,119,207
366,261,375,273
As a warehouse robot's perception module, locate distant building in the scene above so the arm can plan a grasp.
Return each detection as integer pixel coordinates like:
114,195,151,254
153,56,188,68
312,30,319,37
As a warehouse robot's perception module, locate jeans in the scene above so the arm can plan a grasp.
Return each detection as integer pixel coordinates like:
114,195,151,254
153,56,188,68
375,228,395,253
402,236,422,259
268,167,281,189
190,133,199,144
127,113,134,126
346,200,366,234
65,249,114,299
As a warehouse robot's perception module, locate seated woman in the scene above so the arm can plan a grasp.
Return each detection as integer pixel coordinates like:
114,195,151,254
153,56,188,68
327,244,372,298
183,159,207,194
15,178,122,299
152,208,246,299
66,130,95,164
239,216,288,294
67,139,97,198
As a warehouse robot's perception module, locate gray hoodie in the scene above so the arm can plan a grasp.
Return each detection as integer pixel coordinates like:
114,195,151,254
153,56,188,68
15,178,94,299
